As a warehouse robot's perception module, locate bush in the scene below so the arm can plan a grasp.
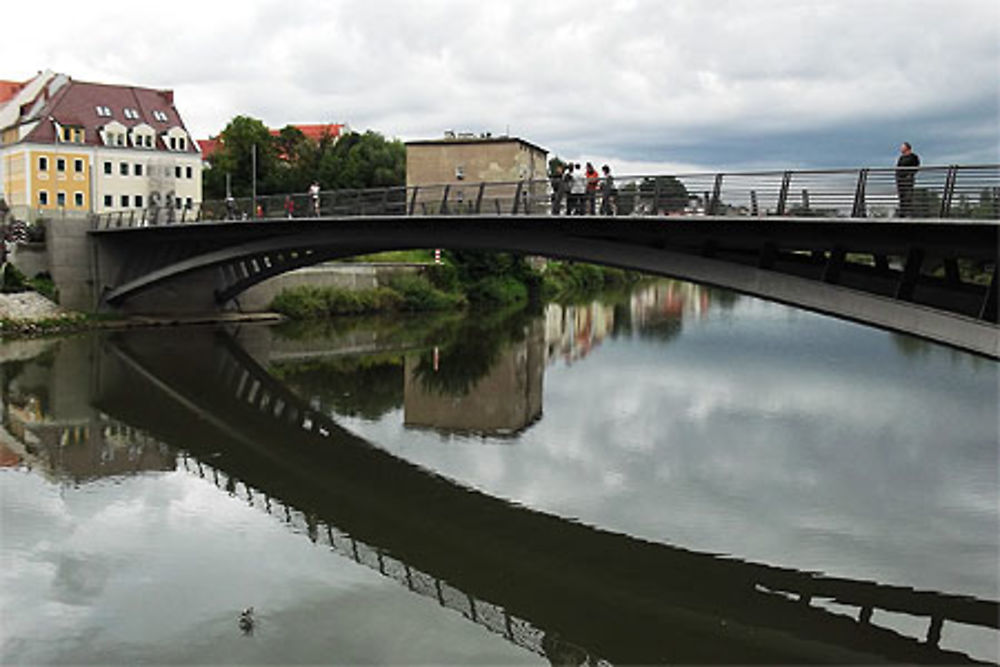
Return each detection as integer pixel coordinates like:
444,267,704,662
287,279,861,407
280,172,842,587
270,277,462,320
271,286,328,319
465,275,528,306
389,275,463,311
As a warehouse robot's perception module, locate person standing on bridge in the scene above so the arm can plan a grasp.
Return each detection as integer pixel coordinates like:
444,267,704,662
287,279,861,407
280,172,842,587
550,163,566,215
585,162,600,214
600,164,616,216
309,181,321,217
895,142,920,218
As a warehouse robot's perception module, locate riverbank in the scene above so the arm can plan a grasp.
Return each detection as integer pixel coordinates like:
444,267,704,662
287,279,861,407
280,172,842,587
0,291,282,340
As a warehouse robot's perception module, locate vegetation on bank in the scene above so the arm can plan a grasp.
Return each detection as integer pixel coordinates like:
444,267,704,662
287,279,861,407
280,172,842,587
269,252,643,321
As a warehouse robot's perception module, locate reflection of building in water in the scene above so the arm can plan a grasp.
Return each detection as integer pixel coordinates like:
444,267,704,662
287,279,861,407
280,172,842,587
544,301,616,364
629,280,712,330
1,338,175,482
543,281,723,365
403,321,544,437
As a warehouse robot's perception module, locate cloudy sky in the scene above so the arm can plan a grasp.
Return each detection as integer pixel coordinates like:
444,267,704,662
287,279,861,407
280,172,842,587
3,0,998,171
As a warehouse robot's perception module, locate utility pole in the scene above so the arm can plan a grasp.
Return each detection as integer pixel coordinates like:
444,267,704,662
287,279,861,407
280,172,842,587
251,143,257,217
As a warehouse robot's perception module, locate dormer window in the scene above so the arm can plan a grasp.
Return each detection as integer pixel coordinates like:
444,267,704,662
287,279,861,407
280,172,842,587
123,108,139,120
95,105,112,117
152,110,168,122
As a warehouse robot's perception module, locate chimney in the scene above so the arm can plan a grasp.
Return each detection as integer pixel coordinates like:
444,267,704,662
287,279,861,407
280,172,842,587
161,89,174,105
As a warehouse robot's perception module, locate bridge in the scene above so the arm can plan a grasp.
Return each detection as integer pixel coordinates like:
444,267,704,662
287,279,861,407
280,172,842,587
88,326,998,664
89,164,1000,357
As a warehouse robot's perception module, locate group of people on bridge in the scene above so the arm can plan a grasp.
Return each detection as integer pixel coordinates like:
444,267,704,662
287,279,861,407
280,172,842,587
550,162,617,216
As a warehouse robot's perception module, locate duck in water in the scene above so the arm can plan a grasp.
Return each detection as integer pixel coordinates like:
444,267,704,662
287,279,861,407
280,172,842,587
238,607,255,635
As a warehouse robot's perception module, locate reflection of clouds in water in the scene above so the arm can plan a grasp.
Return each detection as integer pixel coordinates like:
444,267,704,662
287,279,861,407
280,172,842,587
347,298,998,602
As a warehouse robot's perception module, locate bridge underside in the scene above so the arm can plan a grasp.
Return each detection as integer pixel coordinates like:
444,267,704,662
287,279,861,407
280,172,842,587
92,216,999,357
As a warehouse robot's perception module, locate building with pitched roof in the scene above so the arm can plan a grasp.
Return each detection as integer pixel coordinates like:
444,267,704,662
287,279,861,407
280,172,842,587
0,71,202,221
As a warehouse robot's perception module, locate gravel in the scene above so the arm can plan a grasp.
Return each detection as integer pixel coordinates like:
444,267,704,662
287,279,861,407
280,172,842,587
0,292,64,321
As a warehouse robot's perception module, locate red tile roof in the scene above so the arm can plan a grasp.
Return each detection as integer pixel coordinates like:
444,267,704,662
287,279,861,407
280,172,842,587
0,80,26,105
200,123,345,161
11,78,197,153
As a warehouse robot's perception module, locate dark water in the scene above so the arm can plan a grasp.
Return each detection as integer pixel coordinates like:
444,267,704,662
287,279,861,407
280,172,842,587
1,281,997,665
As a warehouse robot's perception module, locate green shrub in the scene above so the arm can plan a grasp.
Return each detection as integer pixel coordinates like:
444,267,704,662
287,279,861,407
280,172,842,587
465,275,528,306
389,275,463,311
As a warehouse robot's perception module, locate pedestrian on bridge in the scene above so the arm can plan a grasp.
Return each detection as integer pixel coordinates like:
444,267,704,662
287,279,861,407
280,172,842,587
550,163,566,215
309,181,321,217
895,142,920,218
585,162,600,214
600,164,616,216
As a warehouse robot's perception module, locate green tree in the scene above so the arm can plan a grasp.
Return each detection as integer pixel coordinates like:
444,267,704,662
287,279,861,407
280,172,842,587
203,115,278,199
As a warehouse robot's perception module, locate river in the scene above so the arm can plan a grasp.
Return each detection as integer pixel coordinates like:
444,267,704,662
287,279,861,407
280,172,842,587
1,280,997,665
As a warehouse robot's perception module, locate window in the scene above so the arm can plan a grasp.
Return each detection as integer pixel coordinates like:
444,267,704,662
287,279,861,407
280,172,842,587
145,135,152,148
175,166,182,178
175,197,182,209
186,166,193,179
38,156,48,171
135,195,144,208
74,192,84,207
120,162,128,176
120,195,130,207
123,108,139,120
95,105,112,117
57,192,66,206
104,161,112,175
455,165,465,180
104,194,113,208
152,110,168,122
62,127,72,142
169,137,176,150
135,163,143,176
74,158,84,173
56,158,66,172
185,197,193,209
38,191,48,206
178,138,186,150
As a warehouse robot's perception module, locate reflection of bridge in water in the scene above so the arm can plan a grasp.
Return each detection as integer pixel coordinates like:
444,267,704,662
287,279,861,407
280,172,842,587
80,326,998,665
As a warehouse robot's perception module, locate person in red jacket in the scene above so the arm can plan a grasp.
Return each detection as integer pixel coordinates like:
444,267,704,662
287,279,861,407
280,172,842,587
584,162,599,214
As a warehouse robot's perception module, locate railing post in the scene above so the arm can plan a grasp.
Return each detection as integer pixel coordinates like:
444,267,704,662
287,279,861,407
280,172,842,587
653,178,662,214
408,186,419,216
709,174,723,215
474,182,485,214
939,165,958,218
380,187,389,214
750,190,759,217
128,210,135,227
776,171,792,216
851,168,869,218
512,181,523,214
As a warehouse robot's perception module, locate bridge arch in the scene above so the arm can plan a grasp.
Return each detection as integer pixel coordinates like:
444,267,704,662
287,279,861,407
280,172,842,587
92,215,998,357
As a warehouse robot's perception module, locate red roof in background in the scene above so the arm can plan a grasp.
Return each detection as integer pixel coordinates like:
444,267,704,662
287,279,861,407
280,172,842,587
199,136,222,161
0,80,26,105
274,123,344,143
200,123,345,162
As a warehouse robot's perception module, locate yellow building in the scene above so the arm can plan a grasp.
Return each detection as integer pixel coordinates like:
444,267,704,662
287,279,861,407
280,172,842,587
0,71,202,221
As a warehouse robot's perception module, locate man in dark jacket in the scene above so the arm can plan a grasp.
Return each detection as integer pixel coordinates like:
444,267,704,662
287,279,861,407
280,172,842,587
895,142,920,217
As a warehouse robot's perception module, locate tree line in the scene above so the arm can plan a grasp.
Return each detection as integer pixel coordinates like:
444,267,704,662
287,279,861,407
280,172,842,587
202,115,406,200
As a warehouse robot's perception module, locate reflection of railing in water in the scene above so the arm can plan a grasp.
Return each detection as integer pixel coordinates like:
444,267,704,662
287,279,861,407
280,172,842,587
128,431,601,665
100,333,1000,664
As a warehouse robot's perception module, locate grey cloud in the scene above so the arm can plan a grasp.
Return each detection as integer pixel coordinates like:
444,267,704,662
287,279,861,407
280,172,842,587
2,0,997,169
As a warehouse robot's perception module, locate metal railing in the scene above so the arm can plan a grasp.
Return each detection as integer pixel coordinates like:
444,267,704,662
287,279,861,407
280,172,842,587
91,164,1000,229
